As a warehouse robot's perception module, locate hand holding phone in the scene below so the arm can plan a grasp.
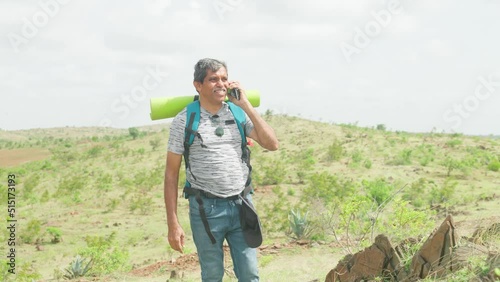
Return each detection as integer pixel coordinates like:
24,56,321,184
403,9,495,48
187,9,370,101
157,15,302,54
228,88,240,100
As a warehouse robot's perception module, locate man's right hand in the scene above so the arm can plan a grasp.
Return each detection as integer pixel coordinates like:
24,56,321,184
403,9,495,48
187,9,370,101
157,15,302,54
168,224,185,253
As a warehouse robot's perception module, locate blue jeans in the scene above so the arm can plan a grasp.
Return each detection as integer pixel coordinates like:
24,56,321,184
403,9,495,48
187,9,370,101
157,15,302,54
189,194,259,282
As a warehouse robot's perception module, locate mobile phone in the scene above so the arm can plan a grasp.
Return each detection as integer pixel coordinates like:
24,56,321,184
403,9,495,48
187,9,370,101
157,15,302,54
228,88,240,100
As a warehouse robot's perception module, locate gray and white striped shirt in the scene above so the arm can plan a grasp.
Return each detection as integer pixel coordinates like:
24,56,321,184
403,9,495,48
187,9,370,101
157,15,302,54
168,102,254,197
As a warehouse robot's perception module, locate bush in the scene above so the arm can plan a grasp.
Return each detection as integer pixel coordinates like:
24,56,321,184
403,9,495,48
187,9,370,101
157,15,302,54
0,260,41,281
86,145,105,158
487,160,500,172
57,175,86,196
326,140,343,162
295,148,316,171
261,186,291,234
46,227,62,244
255,158,287,185
19,219,42,244
303,172,355,204
387,149,413,166
403,178,439,208
350,149,363,165
415,144,435,166
128,127,140,139
78,232,130,275
376,124,386,131
362,178,394,206
129,194,154,215
149,137,162,151
441,156,465,177
430,178,457,205
446,138,462,148
384,199,434,242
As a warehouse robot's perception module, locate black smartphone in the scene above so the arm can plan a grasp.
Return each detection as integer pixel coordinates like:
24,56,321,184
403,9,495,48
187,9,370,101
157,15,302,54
228,88,240,100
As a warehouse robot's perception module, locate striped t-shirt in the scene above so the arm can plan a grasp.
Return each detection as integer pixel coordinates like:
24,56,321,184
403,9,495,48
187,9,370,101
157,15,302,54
167,102,254,197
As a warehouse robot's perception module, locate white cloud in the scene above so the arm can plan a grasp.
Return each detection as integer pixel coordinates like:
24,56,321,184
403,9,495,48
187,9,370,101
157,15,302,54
425,39,456,57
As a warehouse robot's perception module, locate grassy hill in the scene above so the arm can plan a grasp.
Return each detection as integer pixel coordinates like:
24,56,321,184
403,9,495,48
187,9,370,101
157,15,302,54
0,114,499,281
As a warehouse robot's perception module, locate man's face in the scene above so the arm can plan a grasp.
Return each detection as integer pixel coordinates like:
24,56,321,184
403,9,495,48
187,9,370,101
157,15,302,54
194,67,229,104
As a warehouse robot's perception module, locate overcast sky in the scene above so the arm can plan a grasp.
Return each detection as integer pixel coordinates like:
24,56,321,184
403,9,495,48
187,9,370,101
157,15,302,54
1,0,499,135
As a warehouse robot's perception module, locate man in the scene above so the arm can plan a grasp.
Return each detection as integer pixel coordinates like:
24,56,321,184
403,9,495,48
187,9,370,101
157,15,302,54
164,58,279,281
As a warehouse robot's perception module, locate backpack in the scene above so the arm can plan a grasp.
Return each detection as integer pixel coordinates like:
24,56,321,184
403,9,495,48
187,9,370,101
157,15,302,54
182,100,252,193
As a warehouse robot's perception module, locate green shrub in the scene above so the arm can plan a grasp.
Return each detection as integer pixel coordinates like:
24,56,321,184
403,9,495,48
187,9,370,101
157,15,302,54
362,178,394,206
363,159,372,169
441,156,465,177
387,149,413,165
350,149,363,164
256,158,287,185
128,127,140,139
295,148,316,171
430,178,457,205
46,227,62,244
129,194,154,215
40,190,50,203
337,195,372,247
384,199,434,242
415,144,435,166
86,145,105,158
78,232,130,275
57,175,86,195
261,186,291,234
0,260,41,281
303,172,355,204
149,137,162,151
326,140,343,162
487,160,500,172
19,219,42,244
403,178,438,208
446,138,462,148
96,172,113,191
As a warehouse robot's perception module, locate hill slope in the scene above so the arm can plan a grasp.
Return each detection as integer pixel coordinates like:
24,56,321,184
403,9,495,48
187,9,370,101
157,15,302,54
0,115,498,281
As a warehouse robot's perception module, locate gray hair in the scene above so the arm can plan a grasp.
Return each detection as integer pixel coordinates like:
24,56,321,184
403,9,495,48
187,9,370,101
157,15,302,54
193,58,227,83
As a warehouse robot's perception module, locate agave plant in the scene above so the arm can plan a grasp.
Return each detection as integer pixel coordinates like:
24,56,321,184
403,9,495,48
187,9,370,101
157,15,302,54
64,255,92,280
289,209,311,240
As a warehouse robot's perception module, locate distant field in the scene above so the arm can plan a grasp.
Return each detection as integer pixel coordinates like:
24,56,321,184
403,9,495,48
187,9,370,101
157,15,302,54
0,148,51,168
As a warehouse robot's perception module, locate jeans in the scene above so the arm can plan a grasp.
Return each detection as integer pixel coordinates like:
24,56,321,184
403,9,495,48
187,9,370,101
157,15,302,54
189,194,259,282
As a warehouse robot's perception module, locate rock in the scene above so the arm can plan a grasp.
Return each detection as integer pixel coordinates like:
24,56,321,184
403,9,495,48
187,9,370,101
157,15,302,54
324,215,498,282
325,234,403,282
409,214,459,279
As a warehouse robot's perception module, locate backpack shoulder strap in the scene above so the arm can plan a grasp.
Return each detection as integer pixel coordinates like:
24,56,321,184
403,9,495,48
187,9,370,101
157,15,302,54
227,101,246,148
185,101,201,146
227,102,253,189
183,101,204,189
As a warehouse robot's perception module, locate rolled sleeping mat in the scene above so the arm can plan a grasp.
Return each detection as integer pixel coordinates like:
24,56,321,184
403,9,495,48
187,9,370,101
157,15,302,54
150,90,260,120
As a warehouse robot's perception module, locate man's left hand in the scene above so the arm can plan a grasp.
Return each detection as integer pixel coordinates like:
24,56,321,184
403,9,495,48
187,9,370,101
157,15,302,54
227,81,251,110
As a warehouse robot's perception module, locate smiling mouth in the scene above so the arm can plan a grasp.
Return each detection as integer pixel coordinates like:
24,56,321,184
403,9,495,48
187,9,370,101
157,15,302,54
214,88,226,94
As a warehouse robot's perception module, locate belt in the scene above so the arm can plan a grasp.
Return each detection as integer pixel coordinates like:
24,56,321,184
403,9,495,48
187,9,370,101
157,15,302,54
184,187,239,200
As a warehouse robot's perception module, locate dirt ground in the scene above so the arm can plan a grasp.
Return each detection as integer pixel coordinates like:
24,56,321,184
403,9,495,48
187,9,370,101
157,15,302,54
0,148,51,167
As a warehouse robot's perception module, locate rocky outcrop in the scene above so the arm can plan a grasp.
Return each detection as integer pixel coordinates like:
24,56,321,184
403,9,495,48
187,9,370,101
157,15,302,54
325,234,404,282
325,215,466,282
409,214,458,279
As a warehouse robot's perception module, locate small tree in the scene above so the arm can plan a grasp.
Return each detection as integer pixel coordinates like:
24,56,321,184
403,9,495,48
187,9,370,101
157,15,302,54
376,124,386,131
149,138,161,151
128,127,139,140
